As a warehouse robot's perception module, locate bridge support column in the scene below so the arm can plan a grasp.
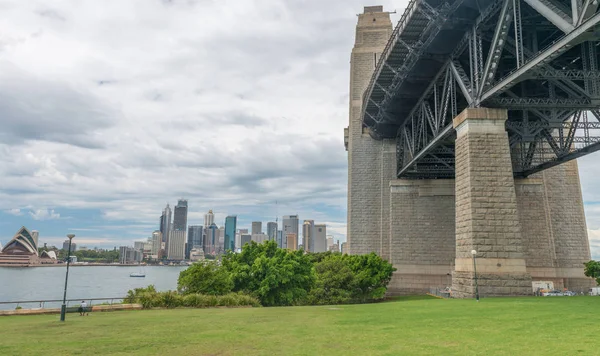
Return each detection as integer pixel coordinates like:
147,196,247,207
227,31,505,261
451,108,532,298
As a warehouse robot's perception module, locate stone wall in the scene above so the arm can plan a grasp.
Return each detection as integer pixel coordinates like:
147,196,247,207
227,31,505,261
347,7,394,256
387,180,455,294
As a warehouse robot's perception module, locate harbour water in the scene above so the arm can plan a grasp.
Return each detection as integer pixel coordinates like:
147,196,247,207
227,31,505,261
0,265,188,310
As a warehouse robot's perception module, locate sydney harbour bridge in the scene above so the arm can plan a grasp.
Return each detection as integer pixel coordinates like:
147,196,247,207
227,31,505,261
346,2,599,297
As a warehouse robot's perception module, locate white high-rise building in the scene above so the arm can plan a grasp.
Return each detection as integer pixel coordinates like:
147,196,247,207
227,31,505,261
282,215,299,250
326,235,334,250
314,224,327,253
167,230,186,260
204,210,214,227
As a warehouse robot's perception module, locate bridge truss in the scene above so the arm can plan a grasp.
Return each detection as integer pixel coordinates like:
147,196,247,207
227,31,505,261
362,0,600,178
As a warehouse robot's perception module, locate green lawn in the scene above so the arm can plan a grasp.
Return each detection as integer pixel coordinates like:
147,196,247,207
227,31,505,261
1,296,598,355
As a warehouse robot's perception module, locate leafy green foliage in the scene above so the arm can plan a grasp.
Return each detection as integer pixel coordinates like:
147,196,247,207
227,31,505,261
177,261,233,295
221,241,315,306
307,256,354,305
342,252,396,302
123,285,259,309
583,260,600,285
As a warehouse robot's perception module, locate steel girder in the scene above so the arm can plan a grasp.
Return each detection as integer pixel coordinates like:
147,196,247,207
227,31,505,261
362,0,600,178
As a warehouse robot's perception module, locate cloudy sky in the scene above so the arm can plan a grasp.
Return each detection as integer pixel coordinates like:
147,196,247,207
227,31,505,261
0,0,598,259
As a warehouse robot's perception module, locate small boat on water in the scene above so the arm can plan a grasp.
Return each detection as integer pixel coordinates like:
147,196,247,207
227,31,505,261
130,272,145,277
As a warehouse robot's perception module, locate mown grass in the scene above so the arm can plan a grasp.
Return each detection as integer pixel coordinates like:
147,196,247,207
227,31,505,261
1,296,598,355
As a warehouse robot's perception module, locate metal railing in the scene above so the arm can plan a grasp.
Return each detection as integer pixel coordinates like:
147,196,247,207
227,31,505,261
0,297,124,310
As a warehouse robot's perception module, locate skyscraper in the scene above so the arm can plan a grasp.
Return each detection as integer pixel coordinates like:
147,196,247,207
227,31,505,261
167,230,185,260
204,210,214,227
302,220,314,252
173,199,188,232
160,204,172,250
251,221,262,235
286,233,298,251
314,224,327,253
277,230,283,247
240,234,251,247
267,222,277,241
187,225,203,258
282,215,299,249
224,216,237,252
151,230,162,255
204,224,218,255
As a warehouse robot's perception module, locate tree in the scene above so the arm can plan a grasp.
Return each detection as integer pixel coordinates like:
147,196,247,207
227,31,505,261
177,261,233,295
222,241,315,306
584,260,600,286
308,256,354,305
342,253,396,302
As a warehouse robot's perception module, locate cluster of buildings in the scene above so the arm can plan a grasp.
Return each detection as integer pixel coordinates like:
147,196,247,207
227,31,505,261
119,199,344,264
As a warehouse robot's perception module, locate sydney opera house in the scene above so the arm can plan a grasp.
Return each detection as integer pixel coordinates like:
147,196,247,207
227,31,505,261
0,227,57,266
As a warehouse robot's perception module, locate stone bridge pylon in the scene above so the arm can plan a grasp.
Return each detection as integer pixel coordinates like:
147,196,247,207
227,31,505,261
345,5,596,296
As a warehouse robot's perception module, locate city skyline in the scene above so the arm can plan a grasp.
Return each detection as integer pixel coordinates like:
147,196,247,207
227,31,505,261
0,0,598,259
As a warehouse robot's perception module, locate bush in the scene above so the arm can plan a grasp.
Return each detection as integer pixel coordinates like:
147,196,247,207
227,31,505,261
342,253,396,302
124,285,259,309
222,241,315,306
178,261,233,295
307,257,355,305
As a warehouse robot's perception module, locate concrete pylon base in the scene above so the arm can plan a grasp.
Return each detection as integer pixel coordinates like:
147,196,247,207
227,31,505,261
452,271,532,298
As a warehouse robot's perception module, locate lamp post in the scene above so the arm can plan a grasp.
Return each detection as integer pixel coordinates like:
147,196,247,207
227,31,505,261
471,249,480,302
60,234,75,321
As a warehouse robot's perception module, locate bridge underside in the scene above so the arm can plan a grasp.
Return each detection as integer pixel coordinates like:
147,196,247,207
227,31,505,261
347,4,597,297
362,0,600,179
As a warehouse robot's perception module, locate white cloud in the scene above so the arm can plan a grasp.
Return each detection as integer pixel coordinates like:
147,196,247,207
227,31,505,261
5,208,22,216
588,229,600,260
28,208,60,221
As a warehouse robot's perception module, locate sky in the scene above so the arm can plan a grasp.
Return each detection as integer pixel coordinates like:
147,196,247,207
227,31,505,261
0,0,598,259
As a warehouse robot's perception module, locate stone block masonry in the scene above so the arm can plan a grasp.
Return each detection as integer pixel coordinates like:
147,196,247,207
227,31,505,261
451,108,532,298
347,7,395,257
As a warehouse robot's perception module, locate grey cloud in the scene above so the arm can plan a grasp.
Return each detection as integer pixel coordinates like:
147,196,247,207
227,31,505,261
0,65,117,148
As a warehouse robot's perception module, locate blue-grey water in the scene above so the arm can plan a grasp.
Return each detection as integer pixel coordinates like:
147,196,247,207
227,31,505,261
0,265,188,310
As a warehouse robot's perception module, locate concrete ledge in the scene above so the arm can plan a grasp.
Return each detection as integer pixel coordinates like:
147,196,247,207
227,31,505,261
452,108,508,128
389,179,455,196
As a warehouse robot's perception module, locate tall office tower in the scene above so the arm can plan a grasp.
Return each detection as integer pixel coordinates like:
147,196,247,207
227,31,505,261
204,210,214,227
218,226,225,253
173,199,188,232
187,225,203,259
240,234,252,248
282,215,299,249
277,230,283,248
160,204,172,249
340,242,347,255
204,223,218,255
267,222,277,241
314,224,327,253
286,233,298,251
224,216,237,252
302,220,314,252
251,221,262,235
167,230,185,260
151,230,162,255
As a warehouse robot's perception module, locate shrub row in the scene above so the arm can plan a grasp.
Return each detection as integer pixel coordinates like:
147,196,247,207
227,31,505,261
177,241,396,307
124,285,260,309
